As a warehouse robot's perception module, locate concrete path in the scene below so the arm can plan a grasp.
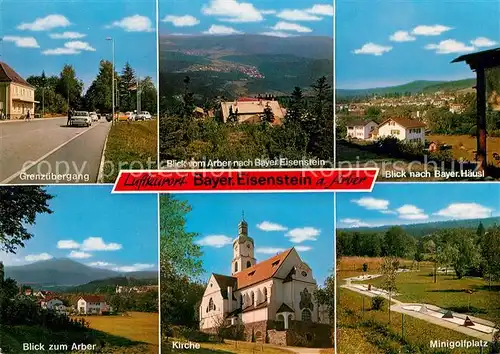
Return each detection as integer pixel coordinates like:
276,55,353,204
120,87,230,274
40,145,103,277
0,117,111,184
341,275,497,342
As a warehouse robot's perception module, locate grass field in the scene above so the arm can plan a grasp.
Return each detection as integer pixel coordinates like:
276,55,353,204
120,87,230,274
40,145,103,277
74,312,159,353
162,339,295,353
102,120,157,183
428,134,500,162
337,288,481,354
362,266,500,322
0,324,143,354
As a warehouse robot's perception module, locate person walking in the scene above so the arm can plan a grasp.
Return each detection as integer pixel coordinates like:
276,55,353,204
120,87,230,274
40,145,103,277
25,109,31,122
67,108,72,126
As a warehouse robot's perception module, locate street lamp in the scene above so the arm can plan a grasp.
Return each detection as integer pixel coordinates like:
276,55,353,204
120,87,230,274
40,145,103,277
106,37,115,125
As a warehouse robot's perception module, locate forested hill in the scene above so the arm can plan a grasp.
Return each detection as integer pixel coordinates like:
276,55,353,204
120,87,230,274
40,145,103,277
338,217,500,237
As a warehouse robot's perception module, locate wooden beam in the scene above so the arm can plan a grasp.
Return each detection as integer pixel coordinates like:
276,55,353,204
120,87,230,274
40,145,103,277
476,65,487,171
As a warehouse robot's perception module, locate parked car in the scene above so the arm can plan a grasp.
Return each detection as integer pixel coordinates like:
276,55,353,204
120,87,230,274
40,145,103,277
118,112,135,121
90,112,99,122
70,111,92,127
135,111,152,121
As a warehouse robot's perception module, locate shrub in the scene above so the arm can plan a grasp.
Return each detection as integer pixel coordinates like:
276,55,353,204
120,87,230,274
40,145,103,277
371,296,385,311
362,263,368,272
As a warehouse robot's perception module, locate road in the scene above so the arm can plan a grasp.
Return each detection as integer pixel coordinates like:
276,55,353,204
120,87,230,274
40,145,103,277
0,117,111,184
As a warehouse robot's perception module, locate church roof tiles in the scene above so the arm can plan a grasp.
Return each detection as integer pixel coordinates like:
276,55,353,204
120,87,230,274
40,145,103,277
235,248,293,289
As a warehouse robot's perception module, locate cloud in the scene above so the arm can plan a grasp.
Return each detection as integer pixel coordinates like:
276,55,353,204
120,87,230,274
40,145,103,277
286,227,320,243
435,203,493,219
113,263,155,272
196,235,233,248
42,48,80,55
162,15,200,27
351,197,390,210
25,253,53,262
380,210,397,215
69,251,92,259
470,37,497,48
295,245,312,252
49,31,86,39
256,221,288,231
260,31,294,38
203,25,243,35
17,14,71,31
42,41,95,55
64,41,95,51
256,247,286,254
425,39,475,54
353,43,392,56
389,31,416,42
306,4,334,16
87,261,114,267
339,218,371,228
276,9,322,21
2,36,40,48
57,240,80,249
81,237,122,251
202,0,265,23
412,25,452,36
108,15,154,32
271,21,312,33
397,204,428,220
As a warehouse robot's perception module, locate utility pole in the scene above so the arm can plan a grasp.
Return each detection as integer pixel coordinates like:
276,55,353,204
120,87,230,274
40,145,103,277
106,37,115,125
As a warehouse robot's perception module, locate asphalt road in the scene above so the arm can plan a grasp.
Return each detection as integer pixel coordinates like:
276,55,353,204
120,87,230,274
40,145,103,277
0,117,112,184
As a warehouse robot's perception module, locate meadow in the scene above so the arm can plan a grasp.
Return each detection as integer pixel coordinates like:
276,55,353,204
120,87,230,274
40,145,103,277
337,257,498,353
427,134,500,162
102,120,158,183
162,338,332,354
337,288,481,354
363,266,500,322
73,312,159,353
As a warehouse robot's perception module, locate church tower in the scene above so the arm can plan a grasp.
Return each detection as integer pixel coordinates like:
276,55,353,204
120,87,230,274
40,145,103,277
231,214,256,275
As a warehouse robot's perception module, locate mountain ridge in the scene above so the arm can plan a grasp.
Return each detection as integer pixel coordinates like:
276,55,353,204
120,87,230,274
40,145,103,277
4,258,157,287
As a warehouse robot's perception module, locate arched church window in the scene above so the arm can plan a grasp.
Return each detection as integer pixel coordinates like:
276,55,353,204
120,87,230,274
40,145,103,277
301,309,312,322
251,291,255,306
209,298,215,311
263,287,268,301
234,262,238,272
246,261,251,268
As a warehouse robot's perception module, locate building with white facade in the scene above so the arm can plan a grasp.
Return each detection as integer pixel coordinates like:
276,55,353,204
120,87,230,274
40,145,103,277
199,218,331,347
377,117,426,144
40,296,67,314
77,295,107,315
346,120,378,140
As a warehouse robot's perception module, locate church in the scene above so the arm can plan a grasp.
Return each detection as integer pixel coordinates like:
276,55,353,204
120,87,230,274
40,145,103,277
199,218,331,347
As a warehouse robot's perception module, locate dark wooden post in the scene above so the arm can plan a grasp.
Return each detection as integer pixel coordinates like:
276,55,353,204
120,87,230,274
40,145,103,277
476,64,487,170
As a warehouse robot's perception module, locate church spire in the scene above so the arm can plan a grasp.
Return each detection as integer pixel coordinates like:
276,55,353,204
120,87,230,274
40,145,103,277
238,211,248,236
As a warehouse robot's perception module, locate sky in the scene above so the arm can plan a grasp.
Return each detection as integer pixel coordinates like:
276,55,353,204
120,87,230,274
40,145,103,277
0,186,158,273
1,0,157,90
337,183,500,229
159,0,334,37
336,0,500,89
179,193,334,286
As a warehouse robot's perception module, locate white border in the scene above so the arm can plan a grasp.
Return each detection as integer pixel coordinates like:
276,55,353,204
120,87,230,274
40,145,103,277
111,168,380,194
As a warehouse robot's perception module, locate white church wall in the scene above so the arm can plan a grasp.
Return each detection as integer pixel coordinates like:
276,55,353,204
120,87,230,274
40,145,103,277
242,307,268,323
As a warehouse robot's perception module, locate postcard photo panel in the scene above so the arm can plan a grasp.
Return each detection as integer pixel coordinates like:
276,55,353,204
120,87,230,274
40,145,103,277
158,0,334,170
336,183,500,353
0,185,159,353
160,192,334,351
335,0,500,182
0,0,158,184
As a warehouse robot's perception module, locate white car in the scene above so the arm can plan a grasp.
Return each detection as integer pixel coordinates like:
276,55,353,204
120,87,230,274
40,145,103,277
136,111,152,121
70,111,92,127
90,112,99,122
